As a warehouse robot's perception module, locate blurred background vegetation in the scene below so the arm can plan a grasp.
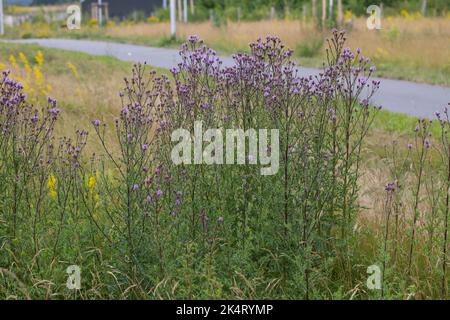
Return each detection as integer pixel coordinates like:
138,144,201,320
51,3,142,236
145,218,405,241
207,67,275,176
5,0,450,21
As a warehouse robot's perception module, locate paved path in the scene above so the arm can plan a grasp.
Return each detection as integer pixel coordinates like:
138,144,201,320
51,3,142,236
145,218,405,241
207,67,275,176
9,38,450,119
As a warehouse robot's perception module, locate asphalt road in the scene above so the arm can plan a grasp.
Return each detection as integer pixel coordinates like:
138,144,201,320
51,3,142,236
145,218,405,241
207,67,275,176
9,38,450,119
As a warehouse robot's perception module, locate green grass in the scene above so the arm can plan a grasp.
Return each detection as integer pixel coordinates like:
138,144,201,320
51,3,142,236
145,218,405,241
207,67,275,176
374,109,441,135
374,60,450,88
0,42,132,74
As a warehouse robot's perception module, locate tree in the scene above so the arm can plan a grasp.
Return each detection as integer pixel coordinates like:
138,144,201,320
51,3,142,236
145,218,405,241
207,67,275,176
328,0,333,22
337,0,342,26
321,0,326,26
178,0,182,21
421,0,427,16
190,0,195,14
312,0,317,20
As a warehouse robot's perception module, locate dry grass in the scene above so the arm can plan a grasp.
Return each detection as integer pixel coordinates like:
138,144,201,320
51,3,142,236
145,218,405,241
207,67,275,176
348,17,450,71
46,61,126,156
96,17,450,84
104,17,450,65
5,4,71,14
105,20,318,52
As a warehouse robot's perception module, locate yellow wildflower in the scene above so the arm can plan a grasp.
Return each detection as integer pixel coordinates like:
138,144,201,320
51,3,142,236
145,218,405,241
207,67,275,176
400,9,411,19
88,19,98,27
88,175,96,190
35,50,44,66
34,65,43,87
48,175,57,189
88,175,99,220
18,52,32,77
9,55,18,69
19,52,29,66
47,175,57,198
344,10,353,23
147,16,159,23
67,62,79,79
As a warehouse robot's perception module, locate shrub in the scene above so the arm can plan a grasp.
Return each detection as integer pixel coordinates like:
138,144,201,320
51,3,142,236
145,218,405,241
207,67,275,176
81,31,381,298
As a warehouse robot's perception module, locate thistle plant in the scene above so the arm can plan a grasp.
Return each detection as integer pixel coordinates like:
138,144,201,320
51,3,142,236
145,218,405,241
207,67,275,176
160,31,380,298
89,63,180,284
169,36,223,243
0,69,88,295
0,71,58,257
436,106,450,296
407,118,432,277
377,105,450,298
9,33,450,300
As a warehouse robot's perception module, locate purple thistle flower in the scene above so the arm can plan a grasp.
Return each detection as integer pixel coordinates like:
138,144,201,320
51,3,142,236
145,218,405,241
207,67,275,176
188,35,199,42
201,103,211,110
385,182,396,192
49,108,61,116
435,111,441,119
